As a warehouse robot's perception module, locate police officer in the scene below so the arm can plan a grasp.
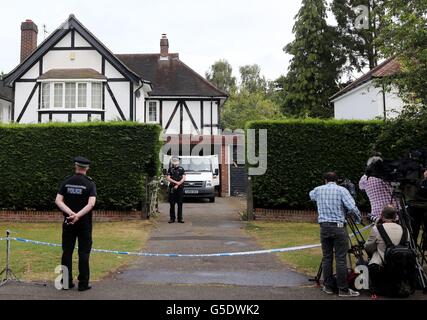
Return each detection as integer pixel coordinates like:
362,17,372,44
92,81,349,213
167,157,186,223
55,156,97,291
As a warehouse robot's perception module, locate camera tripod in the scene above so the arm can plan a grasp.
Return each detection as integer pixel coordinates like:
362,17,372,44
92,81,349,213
390,184,427,293
309,216,368,286
0,230,20,287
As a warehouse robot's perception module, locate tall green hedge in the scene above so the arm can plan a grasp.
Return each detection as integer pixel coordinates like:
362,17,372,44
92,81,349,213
247,119,383,209
0,122,161,210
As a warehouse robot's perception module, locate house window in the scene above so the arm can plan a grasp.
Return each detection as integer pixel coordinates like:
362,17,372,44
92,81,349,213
148,101,158,122
65,83,76,108
77,83,87,108
38,81,103,110
91,83,102,109
54,83,63,108
41,83,50,109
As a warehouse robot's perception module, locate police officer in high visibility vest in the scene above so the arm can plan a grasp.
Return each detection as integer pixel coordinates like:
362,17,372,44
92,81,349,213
55,156,97,291
167,157,186,223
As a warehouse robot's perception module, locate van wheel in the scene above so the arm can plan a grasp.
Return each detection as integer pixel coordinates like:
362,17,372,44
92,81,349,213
209,197,215,203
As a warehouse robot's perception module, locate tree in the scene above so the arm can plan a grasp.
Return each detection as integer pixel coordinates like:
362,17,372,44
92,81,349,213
221,90,283,130
376,0,427,108
331,0,385,73
205,60,237,94
239,64,267,93
280,0,345,118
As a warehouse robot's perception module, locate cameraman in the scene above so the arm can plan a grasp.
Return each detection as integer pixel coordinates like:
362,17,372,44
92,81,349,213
365,205,404,295
309,172,361,297
359,155,395,220
405,170,427,249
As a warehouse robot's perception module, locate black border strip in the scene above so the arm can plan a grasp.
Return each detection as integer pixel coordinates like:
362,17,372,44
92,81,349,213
179,101,183,135
16,79,38,82
210,99,213,135
159,100,163,127
107,78,128,82
71,30,75,48
49,46,95,51
129,83,134,121
200,101,204,133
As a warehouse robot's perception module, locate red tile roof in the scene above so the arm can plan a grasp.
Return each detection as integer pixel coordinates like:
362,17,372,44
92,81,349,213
331,58,401,100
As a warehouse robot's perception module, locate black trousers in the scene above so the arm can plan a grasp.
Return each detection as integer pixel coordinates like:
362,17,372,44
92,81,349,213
320,225,350,291
407,206,427,249
169,187,183,221
61,221,92,286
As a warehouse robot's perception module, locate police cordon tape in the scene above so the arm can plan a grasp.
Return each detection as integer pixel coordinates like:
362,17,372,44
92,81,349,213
0,224,373,258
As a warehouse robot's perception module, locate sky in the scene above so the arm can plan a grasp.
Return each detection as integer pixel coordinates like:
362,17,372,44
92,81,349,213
0,0,315,82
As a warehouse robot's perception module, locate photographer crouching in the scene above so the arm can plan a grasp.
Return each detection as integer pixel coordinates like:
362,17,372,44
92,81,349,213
365,205,415,297
309,172,362,297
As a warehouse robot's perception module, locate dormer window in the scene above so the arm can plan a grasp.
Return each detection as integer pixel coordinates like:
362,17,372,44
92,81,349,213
38,68,105,110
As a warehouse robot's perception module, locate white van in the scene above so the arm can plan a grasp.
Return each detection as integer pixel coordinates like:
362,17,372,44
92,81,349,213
163,155,220,202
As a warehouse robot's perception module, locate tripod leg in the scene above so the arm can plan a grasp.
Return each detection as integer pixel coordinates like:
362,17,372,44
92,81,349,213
309,259,323,286
315,260,323,286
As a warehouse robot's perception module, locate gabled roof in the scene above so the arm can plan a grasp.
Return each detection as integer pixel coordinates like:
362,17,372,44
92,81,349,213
331,58,401,101
116,54,228,97
4,14,142,86
0,80,12,102
38,68,106,80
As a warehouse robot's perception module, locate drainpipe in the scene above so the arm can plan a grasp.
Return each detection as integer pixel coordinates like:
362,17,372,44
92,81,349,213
382,83,387,121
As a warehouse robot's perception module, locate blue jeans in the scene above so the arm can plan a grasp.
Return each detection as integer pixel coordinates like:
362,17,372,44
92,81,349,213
320,224,349,291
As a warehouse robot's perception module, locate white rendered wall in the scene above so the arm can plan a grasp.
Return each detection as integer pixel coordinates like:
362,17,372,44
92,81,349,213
0,99,11,123
15,82,39,124
42,50,103,73
334,82,404,120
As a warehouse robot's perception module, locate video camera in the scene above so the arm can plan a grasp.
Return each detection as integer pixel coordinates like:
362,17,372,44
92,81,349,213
366,149,427,183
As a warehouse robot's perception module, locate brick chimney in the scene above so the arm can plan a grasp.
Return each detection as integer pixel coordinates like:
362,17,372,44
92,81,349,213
21,19,38,62
160,34,169,59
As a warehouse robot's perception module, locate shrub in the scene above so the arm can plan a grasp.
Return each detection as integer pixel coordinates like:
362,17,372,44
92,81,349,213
0,122,161,210
246,119,382,209
374,108,427,159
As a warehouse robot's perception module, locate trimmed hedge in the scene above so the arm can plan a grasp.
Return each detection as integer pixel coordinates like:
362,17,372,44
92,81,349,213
0,122,161,210
247,119,383,210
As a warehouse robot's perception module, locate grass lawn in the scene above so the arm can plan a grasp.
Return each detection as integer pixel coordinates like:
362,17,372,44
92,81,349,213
246,221,372,276
0,220,152,282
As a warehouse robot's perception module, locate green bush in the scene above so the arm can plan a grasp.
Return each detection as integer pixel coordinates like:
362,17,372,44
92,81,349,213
246,119,383,210
0,122,161,210
374,108,427,159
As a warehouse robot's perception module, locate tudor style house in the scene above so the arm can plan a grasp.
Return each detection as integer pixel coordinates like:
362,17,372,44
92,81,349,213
3,15,227,135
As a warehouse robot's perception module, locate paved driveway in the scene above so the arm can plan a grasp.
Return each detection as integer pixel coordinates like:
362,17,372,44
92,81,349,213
1,197,425,300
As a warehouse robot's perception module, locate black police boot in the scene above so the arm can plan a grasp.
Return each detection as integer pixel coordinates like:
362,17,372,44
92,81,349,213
178,220,185,224
168,219,175,223
78,283,92,292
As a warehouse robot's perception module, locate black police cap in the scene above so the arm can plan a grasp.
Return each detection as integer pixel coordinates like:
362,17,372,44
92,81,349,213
74,156,91,168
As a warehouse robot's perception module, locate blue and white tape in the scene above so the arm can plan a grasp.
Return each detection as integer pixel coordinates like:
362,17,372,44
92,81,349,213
0,224,373,257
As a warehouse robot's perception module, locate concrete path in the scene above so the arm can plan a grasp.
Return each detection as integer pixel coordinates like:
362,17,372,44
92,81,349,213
1,197,425,300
